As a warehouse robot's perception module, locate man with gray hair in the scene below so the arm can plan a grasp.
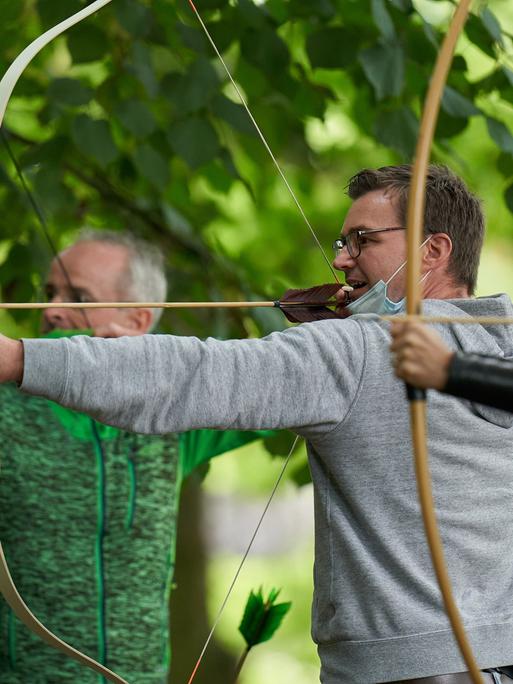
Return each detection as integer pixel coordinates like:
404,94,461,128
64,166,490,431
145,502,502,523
0,230,273,684
41,229,168,336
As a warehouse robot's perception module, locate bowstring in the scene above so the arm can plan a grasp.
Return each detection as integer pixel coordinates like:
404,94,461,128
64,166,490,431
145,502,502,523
186,0,339,284
186,435,300,684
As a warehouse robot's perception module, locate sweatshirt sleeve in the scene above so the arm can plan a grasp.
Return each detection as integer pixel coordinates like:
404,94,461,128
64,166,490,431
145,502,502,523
20,320,365,438
444,351,513,413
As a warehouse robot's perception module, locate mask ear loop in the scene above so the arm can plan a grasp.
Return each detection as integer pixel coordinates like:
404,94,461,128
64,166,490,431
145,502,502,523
385,235,432,286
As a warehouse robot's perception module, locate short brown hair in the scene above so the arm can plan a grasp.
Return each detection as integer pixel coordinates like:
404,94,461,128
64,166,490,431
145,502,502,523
347,164,485,294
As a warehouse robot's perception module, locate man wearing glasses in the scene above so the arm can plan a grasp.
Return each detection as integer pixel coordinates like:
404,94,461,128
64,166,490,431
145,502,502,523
1,165,513,683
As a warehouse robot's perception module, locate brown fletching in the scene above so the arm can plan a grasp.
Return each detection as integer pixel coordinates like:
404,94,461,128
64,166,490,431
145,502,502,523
280,306,342,323
278,283,349,323
280,283,342,305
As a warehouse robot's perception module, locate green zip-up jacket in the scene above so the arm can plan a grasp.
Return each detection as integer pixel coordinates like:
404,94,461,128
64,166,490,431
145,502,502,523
0,384,270,684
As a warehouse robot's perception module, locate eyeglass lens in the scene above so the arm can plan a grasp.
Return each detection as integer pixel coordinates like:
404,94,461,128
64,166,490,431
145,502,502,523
333,232,359,258
347,231,359,257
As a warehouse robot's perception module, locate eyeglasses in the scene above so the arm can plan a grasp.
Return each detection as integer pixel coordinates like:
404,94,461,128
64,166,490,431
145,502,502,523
332,227,404,259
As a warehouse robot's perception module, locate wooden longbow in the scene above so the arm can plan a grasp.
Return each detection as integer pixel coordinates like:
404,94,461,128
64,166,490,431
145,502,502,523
405,1,484,682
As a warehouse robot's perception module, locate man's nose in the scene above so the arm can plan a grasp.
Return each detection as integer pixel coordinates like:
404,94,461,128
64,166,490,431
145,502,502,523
333,246,356,272
43,295,71,327
43,306,68,326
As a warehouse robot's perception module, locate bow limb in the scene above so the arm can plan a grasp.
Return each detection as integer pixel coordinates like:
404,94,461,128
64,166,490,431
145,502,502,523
0,546,128,682
0,0,114,127
0,3,128,682
404,1,482,683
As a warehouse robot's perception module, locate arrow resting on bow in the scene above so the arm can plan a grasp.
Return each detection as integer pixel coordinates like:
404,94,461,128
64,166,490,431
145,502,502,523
0,284,350,322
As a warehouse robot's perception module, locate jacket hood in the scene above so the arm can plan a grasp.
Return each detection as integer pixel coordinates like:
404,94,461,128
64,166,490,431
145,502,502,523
424,293,513,428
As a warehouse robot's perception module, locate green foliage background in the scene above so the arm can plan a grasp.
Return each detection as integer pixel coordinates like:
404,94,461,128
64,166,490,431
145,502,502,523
1,0,513,681
1,0,513,340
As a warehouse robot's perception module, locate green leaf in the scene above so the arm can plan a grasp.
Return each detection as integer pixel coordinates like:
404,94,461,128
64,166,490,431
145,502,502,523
290,459,312,487
239,588,292,648
441,86,480,118
266,0,289,23
210,94,256,136
306,27,360,70
168,117,220,169
435,110,468,139
480,7,503,47
202,159,234,194
505,183,513,215
359,41,405,100
161,203,197,244
240,27,289,75
71,115,118,167
263,431,298,457
374,106,418,158
288,0,335,20
503,67,513,88
464,13,496,58
486,118,513,156
21,137,70,167
422,19,439,50
115,99,156,138
196,0,229,8
177,22,209,54
133,144,170,190
163,58,219,114
129,42,158,97
389,0,412,10
208,19,239,52
0,0,28,28
33,168,75,215
37,0,82,28
371,0,395,41
67,24,109,64
236,0,268,28
47,78,94,107
497,153,513,179
115,0,152,37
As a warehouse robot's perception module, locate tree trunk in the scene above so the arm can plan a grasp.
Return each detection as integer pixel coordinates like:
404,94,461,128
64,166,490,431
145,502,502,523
169,472,236,684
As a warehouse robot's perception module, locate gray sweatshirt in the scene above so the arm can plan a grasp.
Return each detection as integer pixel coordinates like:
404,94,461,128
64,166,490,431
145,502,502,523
21,295,513,683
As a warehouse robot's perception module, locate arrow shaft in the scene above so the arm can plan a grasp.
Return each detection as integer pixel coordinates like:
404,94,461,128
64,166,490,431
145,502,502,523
0,300,341,310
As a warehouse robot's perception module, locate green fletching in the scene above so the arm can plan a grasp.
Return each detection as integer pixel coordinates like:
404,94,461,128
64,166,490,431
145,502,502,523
238,587,292,648
43,328,93,339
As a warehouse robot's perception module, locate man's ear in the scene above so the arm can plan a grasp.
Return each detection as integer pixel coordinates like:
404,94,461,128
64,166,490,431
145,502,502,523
126,307,154,333
422,233,452,271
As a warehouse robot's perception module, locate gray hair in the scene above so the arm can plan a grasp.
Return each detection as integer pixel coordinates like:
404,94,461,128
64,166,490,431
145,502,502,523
76,229,168,329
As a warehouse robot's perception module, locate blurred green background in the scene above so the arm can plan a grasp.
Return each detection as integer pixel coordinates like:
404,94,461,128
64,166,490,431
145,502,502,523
1,0,513,682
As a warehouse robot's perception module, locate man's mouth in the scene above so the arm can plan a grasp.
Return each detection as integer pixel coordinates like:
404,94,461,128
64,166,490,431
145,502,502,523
333,280,368,313
345,280,369,300
347,280,367,292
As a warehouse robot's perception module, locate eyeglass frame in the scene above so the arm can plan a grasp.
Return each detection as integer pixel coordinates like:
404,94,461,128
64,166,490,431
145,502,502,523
332,226,405,259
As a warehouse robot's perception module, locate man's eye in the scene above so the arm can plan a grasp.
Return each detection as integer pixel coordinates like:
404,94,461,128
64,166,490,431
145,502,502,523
44,286,55,301
74,292,92,303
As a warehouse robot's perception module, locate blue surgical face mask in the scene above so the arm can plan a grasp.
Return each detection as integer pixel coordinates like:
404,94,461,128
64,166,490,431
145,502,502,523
347,238,430,316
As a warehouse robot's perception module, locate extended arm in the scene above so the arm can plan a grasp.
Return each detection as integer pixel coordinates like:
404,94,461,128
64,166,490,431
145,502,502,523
16,321,364,436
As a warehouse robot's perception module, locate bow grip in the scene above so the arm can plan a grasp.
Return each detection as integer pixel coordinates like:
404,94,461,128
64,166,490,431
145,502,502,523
406,383,426,402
